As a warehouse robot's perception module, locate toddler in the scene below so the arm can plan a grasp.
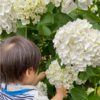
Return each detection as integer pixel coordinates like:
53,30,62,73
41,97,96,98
0,36,68,100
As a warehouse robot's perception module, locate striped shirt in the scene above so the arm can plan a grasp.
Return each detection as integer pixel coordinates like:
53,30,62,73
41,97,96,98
0,83,49,100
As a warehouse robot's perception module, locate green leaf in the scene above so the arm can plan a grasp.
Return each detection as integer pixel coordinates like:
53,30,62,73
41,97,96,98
86,66,95,76
46,57,56,68
56,54,66,69
71,87,88,100
92,23,100,31
88,94,100,100
38,63,46,73
45,33,55,40
97,6,100,17
55,13,73,27
29,33,41,43
97,86,100,96
86,66,100,77
48,23,58,32
92,68,100,76
90,76,100,85
68,12,80,20
48,41,55,55
39,25,51,36
80,10,100,23
38,13,55,25
15,28,27,38
0,31,15,41
78,72,89,81
46,2,55,13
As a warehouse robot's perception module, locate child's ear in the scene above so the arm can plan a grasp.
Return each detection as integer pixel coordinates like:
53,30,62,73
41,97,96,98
25,67,33,78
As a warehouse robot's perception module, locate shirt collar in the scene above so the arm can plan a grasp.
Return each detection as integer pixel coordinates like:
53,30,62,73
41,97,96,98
1,83,37,91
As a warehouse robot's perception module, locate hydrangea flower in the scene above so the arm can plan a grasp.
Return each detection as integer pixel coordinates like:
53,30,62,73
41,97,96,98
61,0,77,14
53,19,100,71
86,87,95,95
37,82,48,96
12,0,50,25
78,0,93,10
96,13,99,17
50,0,62,7
50,0,93,14
46,60,85,89
91,5,98,13
0,0,17,34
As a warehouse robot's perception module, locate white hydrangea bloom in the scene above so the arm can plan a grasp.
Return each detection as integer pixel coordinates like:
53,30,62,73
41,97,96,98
12,0,50,25
46,60,85,89
91,5,98,13
96,13,99,17
37,82,48,96
50,0,62,7
53,18,100,71
50,0,77,14
37,96,49,100
62,0,77,14
78,0,93,10
0,0,17,34
86,87,95,95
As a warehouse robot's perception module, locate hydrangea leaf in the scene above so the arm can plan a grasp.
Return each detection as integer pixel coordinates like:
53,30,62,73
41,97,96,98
90,76,100,85
46,57,56,68
39,25,51,36
46,2,55,13
78,71,89,81
97,86,100,96
55,13,73,27
48,41,55,55
38,13,55,25
88,94,100,100
86,66,95,76
97,6,100,17
15,28,27,38
0,31,15,41
80,9,100,23
56,54,66,69
71,87,88,100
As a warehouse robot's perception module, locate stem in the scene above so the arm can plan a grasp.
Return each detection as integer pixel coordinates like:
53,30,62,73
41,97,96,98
51,30,57,34
94,84,97,95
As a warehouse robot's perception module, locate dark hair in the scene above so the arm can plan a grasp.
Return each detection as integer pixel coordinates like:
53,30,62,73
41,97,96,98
0,36,41,83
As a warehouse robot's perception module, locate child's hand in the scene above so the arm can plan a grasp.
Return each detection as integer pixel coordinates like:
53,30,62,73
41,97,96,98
37,72,46,81
56,86,68,98
32,72,46,86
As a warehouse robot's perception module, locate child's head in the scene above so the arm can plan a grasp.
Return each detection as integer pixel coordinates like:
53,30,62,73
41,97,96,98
0,36,41,85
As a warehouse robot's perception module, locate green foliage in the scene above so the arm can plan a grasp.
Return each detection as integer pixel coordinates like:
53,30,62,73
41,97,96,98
78,72,89,81
71,87,88,100
56,54,66,69
15,28,27,38
88,94,100,100
46,2,55,13
0,31,15,41
55,13,73,27
48,41,55,55
90,76,100,84
39,25,51,36
38,13,55,25
86,66,95,76
46,57,56,68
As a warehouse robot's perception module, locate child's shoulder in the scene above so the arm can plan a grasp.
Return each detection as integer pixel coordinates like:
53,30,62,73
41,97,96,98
1,83,49,100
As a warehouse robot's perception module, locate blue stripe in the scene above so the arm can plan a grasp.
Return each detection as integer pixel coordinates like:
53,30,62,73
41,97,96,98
3,89,31,96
